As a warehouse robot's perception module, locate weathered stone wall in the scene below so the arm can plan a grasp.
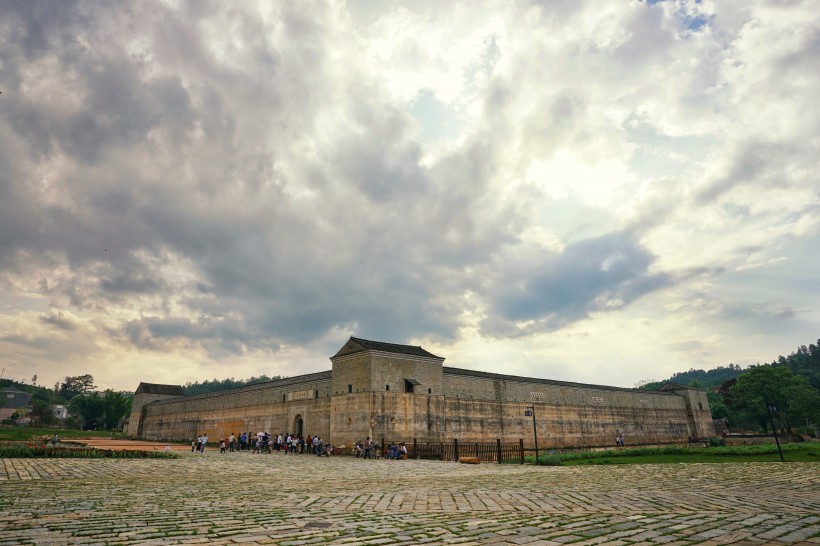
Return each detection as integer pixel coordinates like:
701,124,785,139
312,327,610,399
442,398,694,446
325,387,711,449
443,368,681,408
440,369,714,445
138,372,333,442
126,392,183,437
367,354,444,395
330,392,448,447
331,352,371,395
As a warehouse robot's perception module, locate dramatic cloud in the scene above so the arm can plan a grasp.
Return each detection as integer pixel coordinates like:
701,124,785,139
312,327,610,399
0,0,817,390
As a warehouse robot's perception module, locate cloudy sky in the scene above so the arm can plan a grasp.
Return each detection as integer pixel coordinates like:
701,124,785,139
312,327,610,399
1,0,818,392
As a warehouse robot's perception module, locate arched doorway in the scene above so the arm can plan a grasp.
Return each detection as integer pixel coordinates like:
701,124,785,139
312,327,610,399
293,415,303,438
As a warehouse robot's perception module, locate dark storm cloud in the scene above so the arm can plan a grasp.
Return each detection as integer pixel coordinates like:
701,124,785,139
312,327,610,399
39,312,77,331
482,232,671,336
99,270,165,296
0,1,485,356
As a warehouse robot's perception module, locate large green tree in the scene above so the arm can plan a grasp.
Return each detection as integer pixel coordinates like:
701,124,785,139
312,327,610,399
59,374,97,400
28,399,57,427
68,393,106,429
69,390,132,430
729,365,819,433
102,390,132,430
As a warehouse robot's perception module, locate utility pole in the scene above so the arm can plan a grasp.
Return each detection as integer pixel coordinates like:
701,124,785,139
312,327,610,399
525,405,539,465
765,401,785,462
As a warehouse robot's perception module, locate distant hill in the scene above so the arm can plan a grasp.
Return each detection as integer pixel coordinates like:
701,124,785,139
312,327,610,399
638,364,746,391
0,379,59,403
639,338,819,391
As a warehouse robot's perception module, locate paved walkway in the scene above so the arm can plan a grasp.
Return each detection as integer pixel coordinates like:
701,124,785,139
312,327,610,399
1,452,818,545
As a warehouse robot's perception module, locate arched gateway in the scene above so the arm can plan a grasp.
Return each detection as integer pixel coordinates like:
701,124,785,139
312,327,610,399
127,336,715,449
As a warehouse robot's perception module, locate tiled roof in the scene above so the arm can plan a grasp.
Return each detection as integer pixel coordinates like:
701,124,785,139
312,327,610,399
344,337,443,359
135,383,186,396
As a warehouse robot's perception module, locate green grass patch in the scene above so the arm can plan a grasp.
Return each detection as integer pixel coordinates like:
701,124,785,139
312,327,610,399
0,444,177,459
528,443,820,466
0,426,126,442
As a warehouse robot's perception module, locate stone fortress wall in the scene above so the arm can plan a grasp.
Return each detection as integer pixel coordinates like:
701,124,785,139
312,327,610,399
130,337,714,448
132,372,333,441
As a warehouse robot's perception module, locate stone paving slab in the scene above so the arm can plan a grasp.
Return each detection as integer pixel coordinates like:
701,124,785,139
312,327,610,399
0,452,818,544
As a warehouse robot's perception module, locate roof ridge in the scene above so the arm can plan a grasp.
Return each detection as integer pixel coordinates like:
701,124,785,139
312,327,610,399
343,337,442,360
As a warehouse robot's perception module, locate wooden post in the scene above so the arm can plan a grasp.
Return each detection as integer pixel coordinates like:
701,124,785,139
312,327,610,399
519,438,524,464
496,438,502,464
381,436,384,459
454,438,459,461
440,442,444,461
413,438,418,459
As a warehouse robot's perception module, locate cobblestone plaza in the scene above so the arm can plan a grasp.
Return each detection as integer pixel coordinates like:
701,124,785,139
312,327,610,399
1,452,818,545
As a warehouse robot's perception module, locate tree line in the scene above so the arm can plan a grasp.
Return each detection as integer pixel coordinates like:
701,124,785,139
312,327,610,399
1,374,132,431
183,374,282,395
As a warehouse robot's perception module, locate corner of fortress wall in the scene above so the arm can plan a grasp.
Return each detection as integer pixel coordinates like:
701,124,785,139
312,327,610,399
125,391,186,438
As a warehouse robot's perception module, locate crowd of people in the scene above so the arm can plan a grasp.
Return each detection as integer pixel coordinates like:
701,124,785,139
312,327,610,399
188,432,411,459
191,432,334,455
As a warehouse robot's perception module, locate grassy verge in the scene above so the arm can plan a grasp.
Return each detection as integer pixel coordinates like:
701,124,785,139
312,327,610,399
528,443,820,466
0,426,126,442
0,445,177,459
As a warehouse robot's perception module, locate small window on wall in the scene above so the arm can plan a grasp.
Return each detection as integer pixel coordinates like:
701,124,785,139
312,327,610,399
348,384,352,394
282,394,286,402
428,388,432,394
404,379,414,393
386,385,390,391
699,402,703,410
315,390,319,399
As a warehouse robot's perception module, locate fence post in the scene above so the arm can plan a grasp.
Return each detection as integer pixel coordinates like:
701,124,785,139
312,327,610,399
440,442,444,461
413,438,418,459
454,438,459,461
519,438,524,464
496,439,502,464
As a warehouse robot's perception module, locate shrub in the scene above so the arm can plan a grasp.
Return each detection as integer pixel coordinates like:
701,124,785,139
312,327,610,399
539,455,562,466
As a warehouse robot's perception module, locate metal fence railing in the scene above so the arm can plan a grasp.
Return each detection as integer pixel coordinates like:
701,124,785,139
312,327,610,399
379,438,526,464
